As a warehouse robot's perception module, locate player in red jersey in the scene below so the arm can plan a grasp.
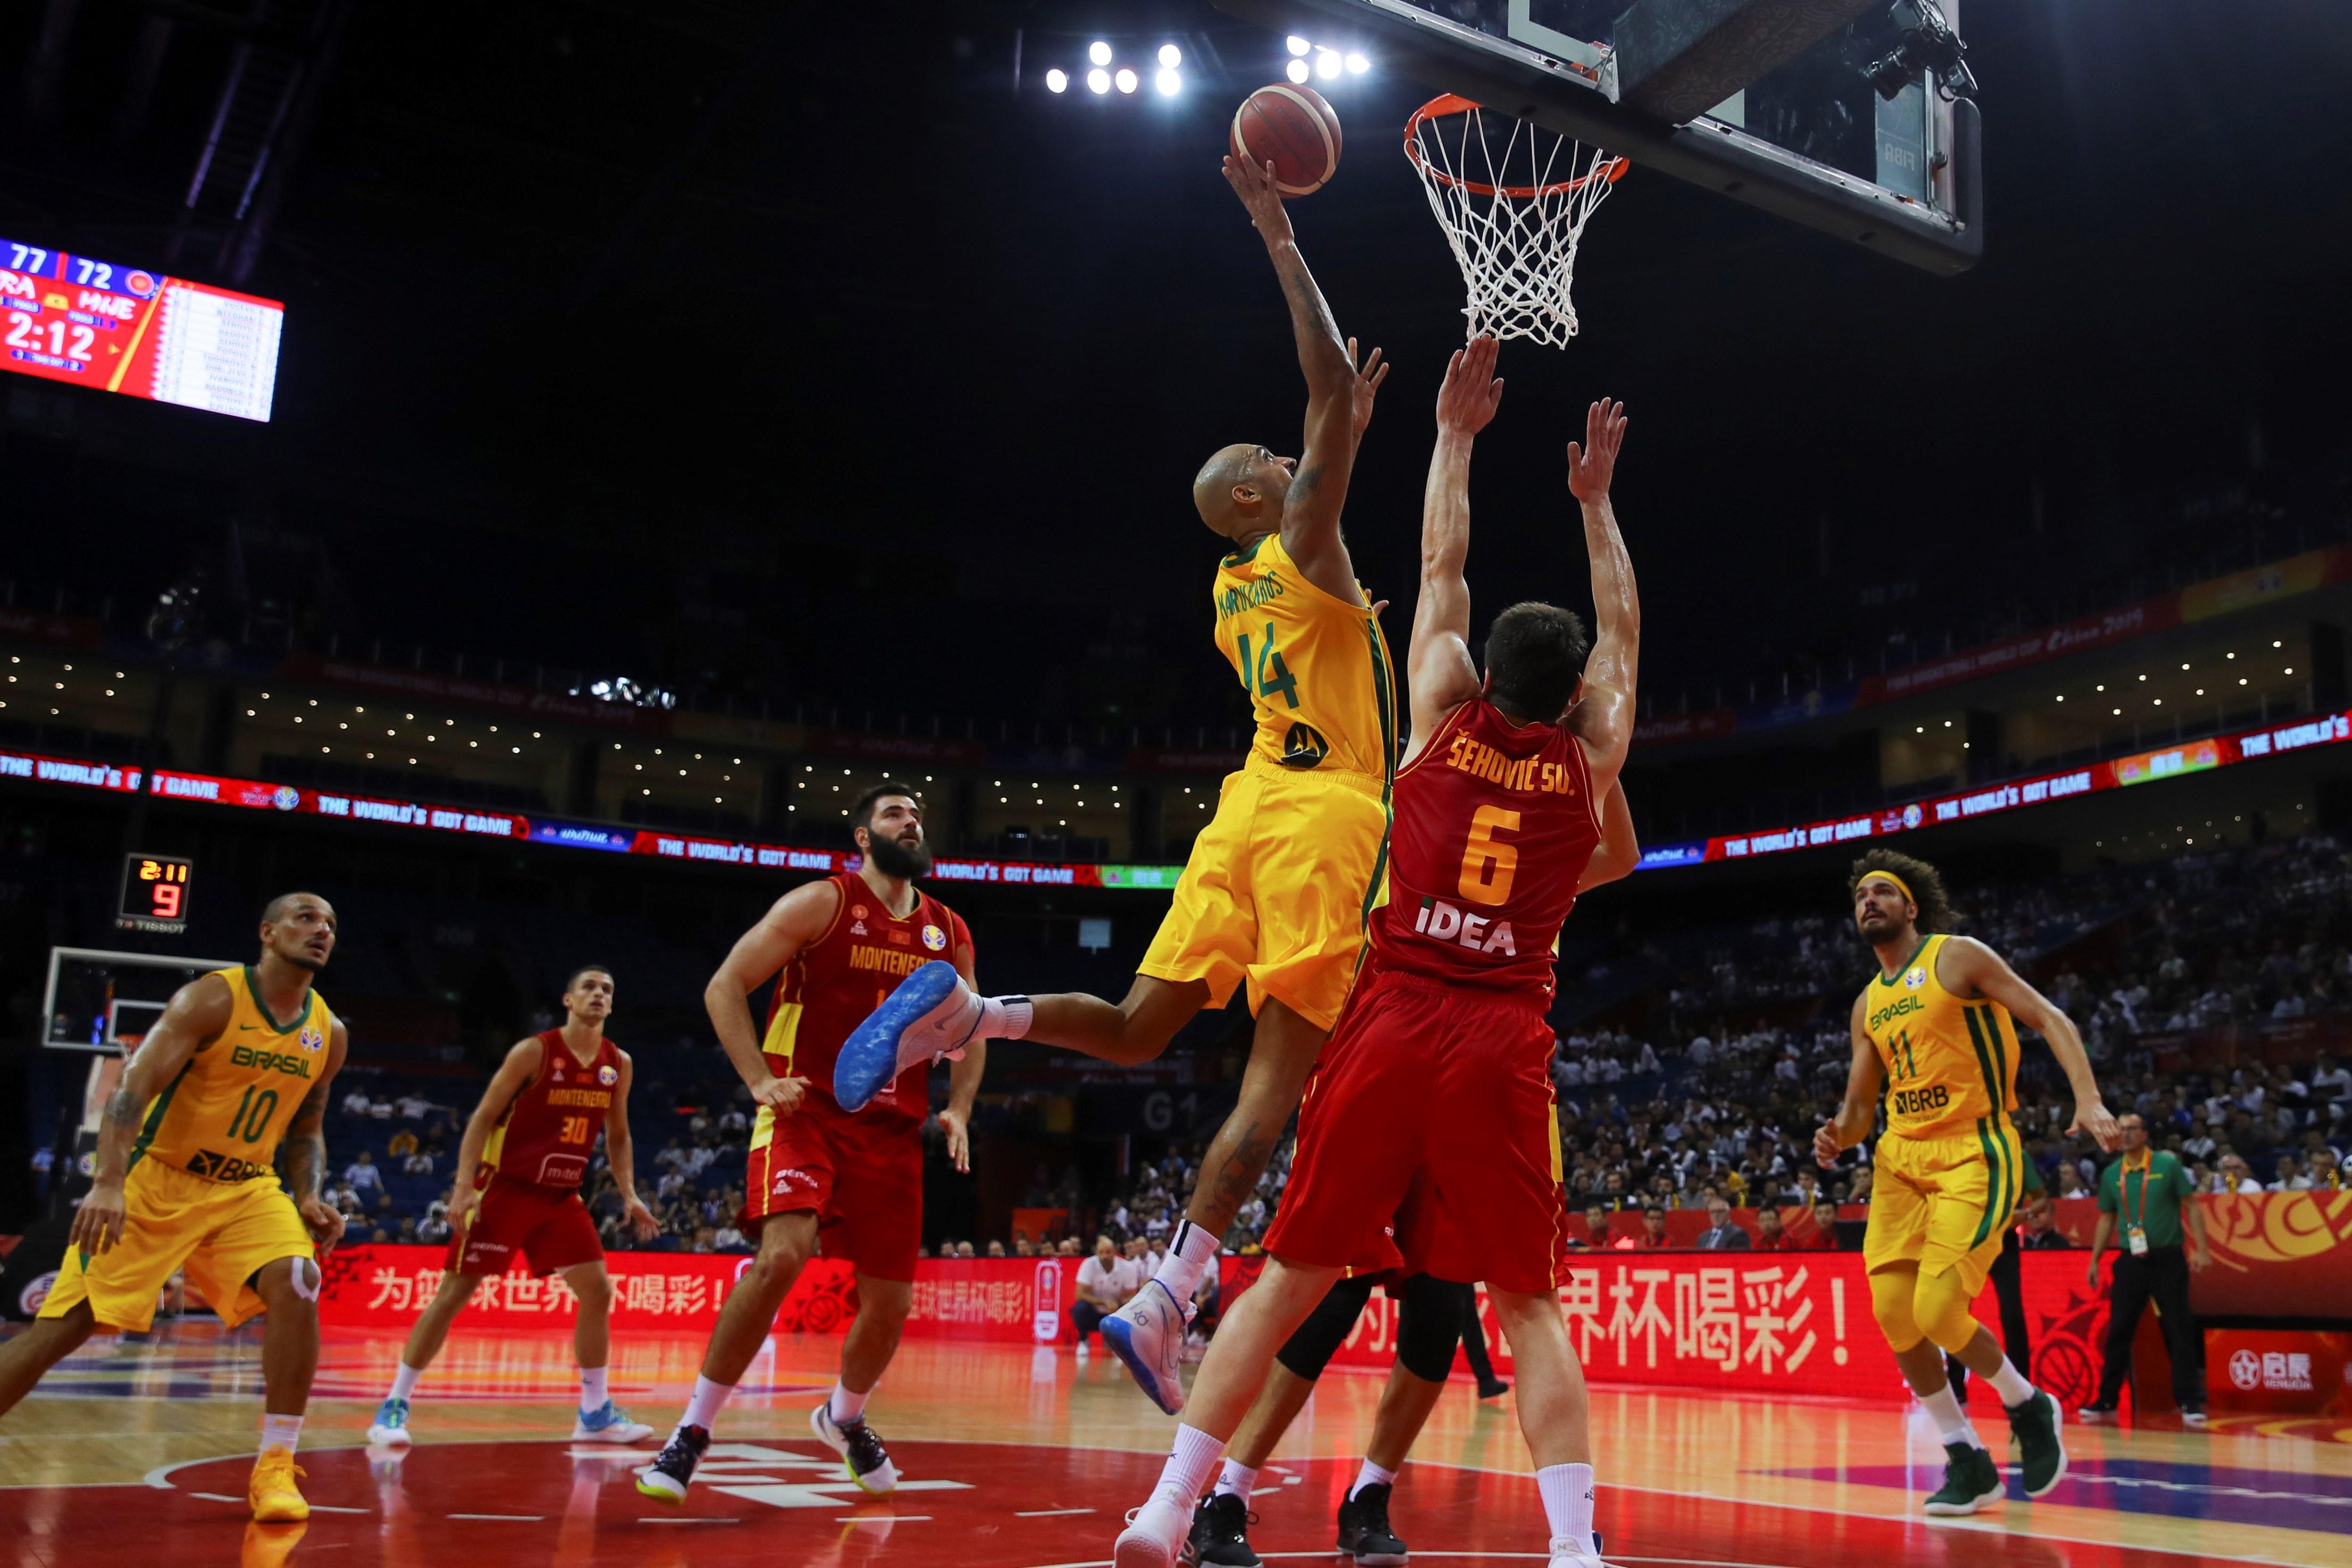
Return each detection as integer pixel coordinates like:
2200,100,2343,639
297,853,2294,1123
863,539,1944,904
638,781,984,1504
1115,336,1639,1568
367,964,660,1446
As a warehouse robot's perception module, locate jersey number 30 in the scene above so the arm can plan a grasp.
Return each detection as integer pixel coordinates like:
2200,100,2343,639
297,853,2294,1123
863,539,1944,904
1457,806,1522,906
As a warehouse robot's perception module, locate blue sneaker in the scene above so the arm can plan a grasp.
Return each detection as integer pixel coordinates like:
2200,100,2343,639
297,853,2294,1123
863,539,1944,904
834,959,980,1112
366,1396,411,1446
1102,1278,1193,1415
573,1400,654,1442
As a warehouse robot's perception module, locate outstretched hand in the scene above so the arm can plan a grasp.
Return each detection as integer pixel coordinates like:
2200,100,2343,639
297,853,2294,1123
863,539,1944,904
1436,334,1504,436
1566,398,1628,503
1347,338,1389,437
1221,152,1295,246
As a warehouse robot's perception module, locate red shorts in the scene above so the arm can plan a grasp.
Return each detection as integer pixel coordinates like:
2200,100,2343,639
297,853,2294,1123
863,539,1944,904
448,1176,603,1277
1264,965,1566,1295
742,1094,923,1282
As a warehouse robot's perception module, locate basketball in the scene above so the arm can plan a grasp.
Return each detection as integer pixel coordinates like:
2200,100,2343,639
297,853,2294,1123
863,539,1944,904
1230,83,1343,196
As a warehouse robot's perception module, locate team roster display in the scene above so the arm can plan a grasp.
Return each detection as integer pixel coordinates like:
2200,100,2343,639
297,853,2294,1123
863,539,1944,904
1,235,283,422
119,853,195,934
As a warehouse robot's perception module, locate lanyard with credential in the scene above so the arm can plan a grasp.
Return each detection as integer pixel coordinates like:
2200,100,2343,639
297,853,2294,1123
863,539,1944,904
2121,1149,2153,1254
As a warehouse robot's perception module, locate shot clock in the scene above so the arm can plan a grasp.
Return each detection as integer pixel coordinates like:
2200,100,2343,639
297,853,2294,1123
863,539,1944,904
119,854,195,934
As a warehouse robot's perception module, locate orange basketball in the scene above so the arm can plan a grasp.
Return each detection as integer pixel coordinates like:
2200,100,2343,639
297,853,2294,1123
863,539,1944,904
1229,83,1343,196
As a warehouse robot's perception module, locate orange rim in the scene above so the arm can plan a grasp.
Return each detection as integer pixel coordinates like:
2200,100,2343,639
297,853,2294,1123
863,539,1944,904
1404,94,1629,199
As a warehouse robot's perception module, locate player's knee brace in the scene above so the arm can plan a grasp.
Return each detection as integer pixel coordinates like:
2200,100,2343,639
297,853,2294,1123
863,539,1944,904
289,1257,321,1302
1275,1272,1379,1382
1392,1274,1468,1383
1913,1266,1978,1355
1867,1266,1924,1352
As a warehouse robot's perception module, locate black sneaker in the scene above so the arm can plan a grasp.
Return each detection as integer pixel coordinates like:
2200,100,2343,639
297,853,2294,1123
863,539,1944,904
811,1403,900,1494
635,1423,709,1504
1476,1379,1510,1400
1921,1441,2004,1516
1336,1481,1409,1566
1190,1491,1262,1567
2005,1389,2067,1497
2076,1399,2119,1423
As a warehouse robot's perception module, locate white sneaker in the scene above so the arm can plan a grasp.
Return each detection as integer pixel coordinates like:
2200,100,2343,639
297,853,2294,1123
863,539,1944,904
1102,1279,1194,1415
1074,1338,1091,1359
366,1395,412,1446
1113,1489,1193,1568
571,1400,654,1442
834,960,980,1111
1548,1535,1609,1567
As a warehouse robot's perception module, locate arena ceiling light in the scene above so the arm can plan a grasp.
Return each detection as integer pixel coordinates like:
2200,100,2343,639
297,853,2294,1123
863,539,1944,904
1285,57,1310,83
1087,66,1111,93
1158,43,1182,69
1089,40,1111,65
1115,66,1138,92
1156,68,1182,95
1287,35,1311,55
1046,68,1068,92
1314,49,1341,79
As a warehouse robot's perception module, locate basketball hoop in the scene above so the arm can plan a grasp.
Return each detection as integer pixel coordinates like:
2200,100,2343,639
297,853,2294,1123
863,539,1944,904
1404,95,1627,348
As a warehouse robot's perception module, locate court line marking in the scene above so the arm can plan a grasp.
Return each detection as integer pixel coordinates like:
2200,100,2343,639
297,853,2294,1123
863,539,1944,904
449,1513,543,1520
839,1515,930,1522
640,1516,740,1524
1015,1508,1096,1516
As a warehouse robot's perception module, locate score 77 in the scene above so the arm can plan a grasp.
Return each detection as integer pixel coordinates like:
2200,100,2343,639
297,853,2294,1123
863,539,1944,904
6,243,50,276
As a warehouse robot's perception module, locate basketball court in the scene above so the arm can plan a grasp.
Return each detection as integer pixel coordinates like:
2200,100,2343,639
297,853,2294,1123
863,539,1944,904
1,1325,2345,1568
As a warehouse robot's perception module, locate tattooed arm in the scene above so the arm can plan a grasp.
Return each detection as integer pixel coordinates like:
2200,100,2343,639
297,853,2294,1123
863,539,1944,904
69,974,232,1256
279,1016,351,1253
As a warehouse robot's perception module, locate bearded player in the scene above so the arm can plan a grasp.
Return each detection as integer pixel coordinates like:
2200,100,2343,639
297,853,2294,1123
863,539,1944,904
1115,338,1639,1568
835,147,1395,1415
1816,850,2121,1514
367,964,659,1446
639,782,984,1502
0,894,349,1522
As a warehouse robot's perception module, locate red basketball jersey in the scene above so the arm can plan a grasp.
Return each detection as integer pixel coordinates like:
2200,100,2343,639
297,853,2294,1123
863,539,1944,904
762,873,972,1128
1368,697,1603,1002
478,1030,623,1192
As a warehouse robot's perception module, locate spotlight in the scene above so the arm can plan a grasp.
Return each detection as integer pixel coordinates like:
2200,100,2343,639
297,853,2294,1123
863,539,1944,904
1158,43,1182,69
1155,68,1181,95
1314,49,1340,79
1862,0,1975,102
1285,57,1310,83
1045,68,1068,92
1088,40,1111,66
1115,66,1138,92
1087,67,1111,93
1287,35,1311,55
1346,52,1371,74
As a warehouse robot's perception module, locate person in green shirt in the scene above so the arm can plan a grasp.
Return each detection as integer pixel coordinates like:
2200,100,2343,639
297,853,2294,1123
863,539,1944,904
2081,1113,2213,1424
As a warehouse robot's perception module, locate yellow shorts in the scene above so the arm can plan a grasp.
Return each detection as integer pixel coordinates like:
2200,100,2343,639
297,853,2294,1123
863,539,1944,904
1862,1119,2024,1295
1139,752,1390,1032
39,1159,315,1333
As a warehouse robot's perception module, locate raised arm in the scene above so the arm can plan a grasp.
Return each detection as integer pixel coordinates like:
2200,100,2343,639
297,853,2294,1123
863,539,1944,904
1220,152,1386,600
1939,937,2122,1151
280,1015,350,1253
70,973,231,1257
603,1049,658,1240
1577,781,1640,891
449,1036,544,1229
1404,334,1504,760
704,878,842,1116
1564,400,1639,791
1813,992,1885,1167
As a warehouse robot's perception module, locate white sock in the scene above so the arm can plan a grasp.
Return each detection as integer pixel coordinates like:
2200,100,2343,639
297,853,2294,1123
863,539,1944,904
979,996,1034,1040
1350,1459,1397,1499
261,1413,304,1455
1919,1384,1984,1449
1152,1423,1224,1504
389,1362,422,1403
1988,1356,2036,1409
1154,1220,1220,1301
829,1381,870,1426
579,1365,608,1414
681,1374,734,1433
1535,1462,1595,1552
1214,1459,1258,1502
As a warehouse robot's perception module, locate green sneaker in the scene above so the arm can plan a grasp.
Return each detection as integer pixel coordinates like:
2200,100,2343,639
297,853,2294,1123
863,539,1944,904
2005,1389,2068,1497
1921,1441,2004,1516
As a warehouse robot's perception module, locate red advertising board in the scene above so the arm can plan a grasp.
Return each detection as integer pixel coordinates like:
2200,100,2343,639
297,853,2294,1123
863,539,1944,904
2204,1329,2352,1417
320,1246,1079,1344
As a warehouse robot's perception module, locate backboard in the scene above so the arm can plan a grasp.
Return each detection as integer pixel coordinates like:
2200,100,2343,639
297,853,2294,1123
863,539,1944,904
1215,0,1981,273
41,947,238,1053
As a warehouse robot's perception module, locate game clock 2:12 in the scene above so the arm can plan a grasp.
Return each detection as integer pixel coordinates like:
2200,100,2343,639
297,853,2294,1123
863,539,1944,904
119,854,194,933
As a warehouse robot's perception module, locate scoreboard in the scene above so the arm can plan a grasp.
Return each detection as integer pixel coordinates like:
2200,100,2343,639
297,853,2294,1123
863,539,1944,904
1,235,283,422
119,853,194,934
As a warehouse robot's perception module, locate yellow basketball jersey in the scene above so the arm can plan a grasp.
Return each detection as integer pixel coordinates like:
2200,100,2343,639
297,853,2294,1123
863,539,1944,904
1861,933,2018,1141
1212,531,1397,780
129,966,332,1184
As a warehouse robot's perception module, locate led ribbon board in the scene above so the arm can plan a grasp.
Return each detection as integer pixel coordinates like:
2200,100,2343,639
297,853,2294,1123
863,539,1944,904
0,235,284,421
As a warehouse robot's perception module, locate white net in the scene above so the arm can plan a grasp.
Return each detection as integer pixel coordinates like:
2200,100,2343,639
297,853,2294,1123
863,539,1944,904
1405,95,1625,348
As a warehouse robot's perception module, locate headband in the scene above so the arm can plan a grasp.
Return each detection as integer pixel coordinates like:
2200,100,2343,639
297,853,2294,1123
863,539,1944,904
1864,871,1916,908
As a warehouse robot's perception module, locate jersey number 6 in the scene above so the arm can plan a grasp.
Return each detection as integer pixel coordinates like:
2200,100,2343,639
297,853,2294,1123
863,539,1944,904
1457,806,1522,906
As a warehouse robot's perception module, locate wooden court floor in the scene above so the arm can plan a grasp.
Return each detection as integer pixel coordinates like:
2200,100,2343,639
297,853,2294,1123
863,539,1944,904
1,1321,2346,1568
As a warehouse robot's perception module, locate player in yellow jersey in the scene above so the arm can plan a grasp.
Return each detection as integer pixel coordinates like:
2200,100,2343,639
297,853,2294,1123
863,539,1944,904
836,149,1393,1413
0,892,350,1522
1815,850,2120,1516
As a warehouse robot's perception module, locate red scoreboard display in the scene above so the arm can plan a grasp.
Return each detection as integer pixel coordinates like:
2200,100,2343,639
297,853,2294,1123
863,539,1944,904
1,235,282,422
119,854,195,934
